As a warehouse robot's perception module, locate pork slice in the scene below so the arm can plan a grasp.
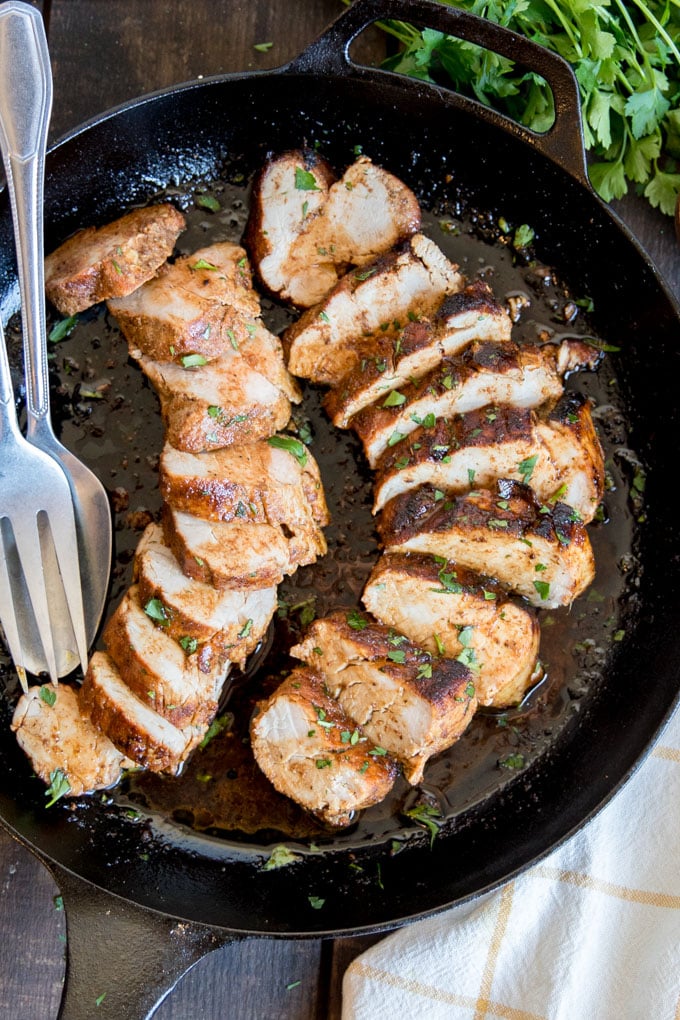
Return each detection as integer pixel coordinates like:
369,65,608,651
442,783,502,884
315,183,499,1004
535,392,605,521
372,393,604,522
107,241,261,362
158,437,329,529
11,683,134,795
325,280,512,426
378,479,595,609
244,148,338,306
44,203,186,316
291,611,477,785
80,651,206,772
352,339,594,468
161,504,323,590
362,553,540,708
134,523,277,666
284,233,463,385
250,666,398,827
103,587,228,729
371,404,551,513
138,350,292,453
245,150,421,307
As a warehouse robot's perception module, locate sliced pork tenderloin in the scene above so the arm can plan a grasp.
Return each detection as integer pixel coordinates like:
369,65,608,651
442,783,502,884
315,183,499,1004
362,553,540,708
80,651,207,772
103,587,229,729
158,437,329,530
107,241,261,363
325,280,512,426
352,338,601,467
250,666,398,827
372,393,604,522
284,233,463,385
161,504,326,591
536,391,605,521
291,611,477,785
138,350,293,453
377,479,595,609
245,149,421,307
11,683,135,795
134,523,277,666
44,203,186,316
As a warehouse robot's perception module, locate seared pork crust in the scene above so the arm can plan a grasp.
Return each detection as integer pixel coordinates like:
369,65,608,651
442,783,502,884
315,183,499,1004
538,392,605,520
245,149,421,307
161,504,325,590
324,280,512,426
362,553,540,708
250,666,398,827
378,479,595,608
11,684,134,795
108,242,261,363
158,438,329,529
372,393,604,521
351,338,599,467
284,233,463,385
291,611,477,784
102,587,228,728
80,652,206,772
134,523,276,665
44,203,186,316
138,351,292,453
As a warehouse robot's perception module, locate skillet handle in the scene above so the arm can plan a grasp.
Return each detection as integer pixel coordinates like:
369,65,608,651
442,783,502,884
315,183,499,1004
46,860,240,1020
288,0,589,188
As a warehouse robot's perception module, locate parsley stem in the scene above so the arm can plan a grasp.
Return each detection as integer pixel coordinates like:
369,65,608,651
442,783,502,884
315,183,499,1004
624,0,680,65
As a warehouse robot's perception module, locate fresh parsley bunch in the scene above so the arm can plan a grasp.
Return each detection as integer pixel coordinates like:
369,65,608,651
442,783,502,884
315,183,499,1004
366,0,680,215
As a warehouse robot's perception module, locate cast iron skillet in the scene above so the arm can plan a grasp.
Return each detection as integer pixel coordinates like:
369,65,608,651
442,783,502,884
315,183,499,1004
1,1,679,1016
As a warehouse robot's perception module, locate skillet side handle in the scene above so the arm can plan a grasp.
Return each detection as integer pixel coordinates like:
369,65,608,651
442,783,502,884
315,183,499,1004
49,862,241,1020
288,0,589,188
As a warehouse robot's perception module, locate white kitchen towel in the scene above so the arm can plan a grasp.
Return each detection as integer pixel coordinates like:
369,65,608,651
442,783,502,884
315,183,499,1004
342,704,680,1020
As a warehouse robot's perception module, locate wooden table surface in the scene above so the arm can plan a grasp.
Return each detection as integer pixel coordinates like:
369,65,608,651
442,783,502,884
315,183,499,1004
0,2,678,1018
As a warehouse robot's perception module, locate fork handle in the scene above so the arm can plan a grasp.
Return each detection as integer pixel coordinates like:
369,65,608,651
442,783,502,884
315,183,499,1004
0,2,53,425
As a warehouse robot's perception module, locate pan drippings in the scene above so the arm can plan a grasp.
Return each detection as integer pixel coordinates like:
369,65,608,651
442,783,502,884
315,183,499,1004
0,178,640,854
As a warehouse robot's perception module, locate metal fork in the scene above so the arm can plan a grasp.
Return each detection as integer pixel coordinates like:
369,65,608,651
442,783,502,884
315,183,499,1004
0,314,88,688
0,1,112,680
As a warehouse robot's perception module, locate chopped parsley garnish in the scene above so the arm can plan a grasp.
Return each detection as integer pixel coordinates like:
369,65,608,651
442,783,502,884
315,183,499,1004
346,609,368,630
181,353,208,368
499,753,526,770
263,845,300,870
382,390,407,408
144,598,170,626
49,315,78,343
45,768,70,808
267,434,308,467
518,454,538,484
533,580,551,601
198,713,234,750
195,194,221,212
39,685,56,707
294,167,320,191
191,258,218,271
404,803,443,848
179,636,198,654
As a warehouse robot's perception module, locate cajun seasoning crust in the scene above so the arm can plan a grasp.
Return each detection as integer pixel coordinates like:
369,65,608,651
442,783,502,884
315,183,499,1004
138,352,292,454
80,652,202,773
250,666,398,827
323,279,512,427
290,612,478,785
362,552,541,708
158,440,330,529
11,684,134,795
108,242,262,363
283,233,463,385
133,523,277,659
44,203,186,316
245,150,422,309
102,587,225,730
377,479,595,609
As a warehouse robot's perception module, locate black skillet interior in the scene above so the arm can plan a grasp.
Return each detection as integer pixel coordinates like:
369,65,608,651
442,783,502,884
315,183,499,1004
0,0,679,937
